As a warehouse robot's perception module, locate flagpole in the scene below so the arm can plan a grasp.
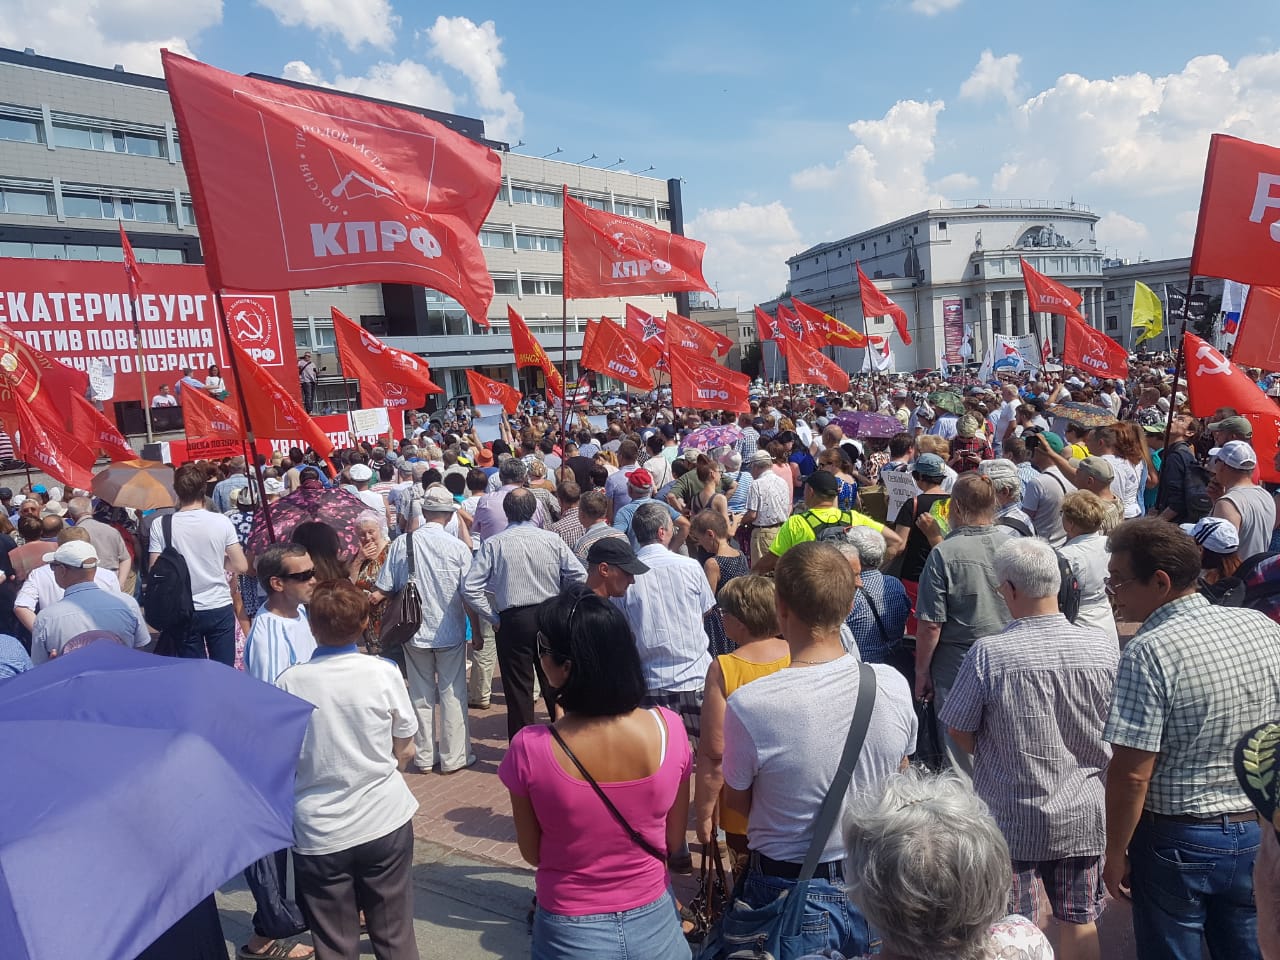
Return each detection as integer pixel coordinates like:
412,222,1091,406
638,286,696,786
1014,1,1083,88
559,292,571,444
213,291,277,545
129,295,155,444
328,323,360,447
1154,269,1196,511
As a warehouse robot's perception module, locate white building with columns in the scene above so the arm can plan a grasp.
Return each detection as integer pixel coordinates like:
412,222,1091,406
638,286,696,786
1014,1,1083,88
767,201,1105,374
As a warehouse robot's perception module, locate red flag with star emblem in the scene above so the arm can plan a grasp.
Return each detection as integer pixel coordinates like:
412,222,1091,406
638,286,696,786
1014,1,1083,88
161,51,501,326
331,307,442,409
754,306,784,344
792,296,867,349
580,318,657,392
856,262,912,345
625,304,667,351
665,311,732,357
507,305,564,398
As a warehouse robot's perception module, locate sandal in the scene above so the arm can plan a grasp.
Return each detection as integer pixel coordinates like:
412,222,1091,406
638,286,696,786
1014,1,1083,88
237,940,314,959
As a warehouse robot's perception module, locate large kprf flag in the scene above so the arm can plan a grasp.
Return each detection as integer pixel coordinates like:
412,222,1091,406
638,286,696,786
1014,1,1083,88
1191,134,1280,286
1062,313,1128,379
580,318,657,392
161,51,501,325
507,305,564,398
180,385,243,442
780,338,850,392
562,187,712,300
331,307,443,409
666,343,751,412
1021,258,1084,320
1132,281,1164,345
665,312,732,357
466,370,522,414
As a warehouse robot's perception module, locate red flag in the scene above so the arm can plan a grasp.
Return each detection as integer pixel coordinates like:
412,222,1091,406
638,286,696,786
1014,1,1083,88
1021,258,1084,320
780,338,850,392
562,187,711,300
507,305,564,398
161,51,501,325
68,394,136,462
665,312,732,357
581,318,656,393
1191,135,1280,286
754,306,784,344
229,339,335,458
856,262,911,345
11,397,96,490
0,322,90,431
180,384,243,442
625,304,667,352
466,370,522,414
331,307,443,410
792,297,866,349
666,344,751,412
1183,331,1274,418
1062,313,1128,379
1041,338,1052,366
119,222,142,302
1231,286,1280,370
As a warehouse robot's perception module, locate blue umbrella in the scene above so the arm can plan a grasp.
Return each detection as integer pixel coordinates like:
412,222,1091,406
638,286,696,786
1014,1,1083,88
0,644,314,960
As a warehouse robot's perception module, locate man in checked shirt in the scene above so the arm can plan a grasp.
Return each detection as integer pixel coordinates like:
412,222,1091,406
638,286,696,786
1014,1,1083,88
1102,518,1280,960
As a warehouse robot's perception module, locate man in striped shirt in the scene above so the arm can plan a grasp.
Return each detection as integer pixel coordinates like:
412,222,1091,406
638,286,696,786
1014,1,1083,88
943,537,1117,960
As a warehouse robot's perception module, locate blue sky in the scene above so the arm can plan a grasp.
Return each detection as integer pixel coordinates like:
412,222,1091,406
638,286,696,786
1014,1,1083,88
3,0,1278,307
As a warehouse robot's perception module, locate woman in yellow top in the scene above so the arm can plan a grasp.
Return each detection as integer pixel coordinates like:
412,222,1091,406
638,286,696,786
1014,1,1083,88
693,575,790,870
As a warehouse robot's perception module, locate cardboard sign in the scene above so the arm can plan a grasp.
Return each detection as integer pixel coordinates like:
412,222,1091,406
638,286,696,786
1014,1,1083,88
882,468,920,523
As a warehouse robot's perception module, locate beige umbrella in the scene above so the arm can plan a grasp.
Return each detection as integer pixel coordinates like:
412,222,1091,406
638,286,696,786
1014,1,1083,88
90,459,176,511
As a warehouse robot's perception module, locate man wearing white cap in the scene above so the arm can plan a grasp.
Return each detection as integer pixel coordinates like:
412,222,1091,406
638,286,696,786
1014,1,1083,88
31,541,149,663
1210,440,1275,561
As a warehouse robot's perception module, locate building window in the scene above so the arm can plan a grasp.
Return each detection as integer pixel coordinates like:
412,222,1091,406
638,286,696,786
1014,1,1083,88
515,232,563,252
885,234,891,242
1106,290,1116,301
51,122,167,158
0,185,53,216
63,193,114,219
493,277,518,295
511,185,561,207
1194,280,1205,292
479,228,513,249
658,205,671,222
938,220,947,231
0,113,43,144
913,226,918,235
973,263,980,276
121,197,175,224
521,277,563,296
1106,315,1118,331
613,199,654,220
964,297,972,310
181,202,196,227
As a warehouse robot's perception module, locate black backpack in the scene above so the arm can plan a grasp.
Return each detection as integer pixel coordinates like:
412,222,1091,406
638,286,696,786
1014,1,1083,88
996,516,1082,623
144,513,195,632
802,508,855,544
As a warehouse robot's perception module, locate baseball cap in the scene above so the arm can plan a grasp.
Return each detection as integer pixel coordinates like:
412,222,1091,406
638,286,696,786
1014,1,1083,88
748,450,773,466
978,459,1018,484
806,470,841,496
1181,516,1240,554
1207,415,1253,438
627,468,654,490
43,541,98,568
31,484,46,495
1077,456,1114,484
586,537,650,575
0,488,11,499
1210,440,1258,471
42,501,68,518
1040,431,1065,454
912,453,947,479
264,478,286,496
347,463,374,482
956,414,981,438
420,484,458,513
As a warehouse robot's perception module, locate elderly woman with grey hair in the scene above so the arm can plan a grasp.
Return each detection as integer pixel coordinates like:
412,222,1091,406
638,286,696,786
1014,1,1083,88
840,527,911,666
978,458,1035,536
799,767,1051,960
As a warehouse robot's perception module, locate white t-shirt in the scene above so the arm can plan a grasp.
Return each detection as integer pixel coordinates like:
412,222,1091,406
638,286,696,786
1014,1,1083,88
276,649,419,855
993,400,1018,449
148,509,239,611
245,606,317,683
722,656,917,863
15,564,121,614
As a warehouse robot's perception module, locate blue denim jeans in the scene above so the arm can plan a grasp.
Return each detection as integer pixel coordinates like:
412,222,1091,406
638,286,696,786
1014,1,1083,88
739,866,874,959
1129,814,1261,960
532,889,690,960
163,605,236,666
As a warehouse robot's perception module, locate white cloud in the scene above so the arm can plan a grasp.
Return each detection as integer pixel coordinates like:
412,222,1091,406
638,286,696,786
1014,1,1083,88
256,0,397,50
282,59,458,114
425,16,523,143
933,172,979,195
0,0,222,73
1096,210,1150,252
687,201,802,308
959,50,1021,103
909,0,962,14
792,100,946,227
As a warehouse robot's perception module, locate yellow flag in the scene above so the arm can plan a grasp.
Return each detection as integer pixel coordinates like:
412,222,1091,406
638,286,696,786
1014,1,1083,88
1132,281,1163,344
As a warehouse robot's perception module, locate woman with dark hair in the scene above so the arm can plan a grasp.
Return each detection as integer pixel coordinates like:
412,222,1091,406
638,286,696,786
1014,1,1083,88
290,521,351,583
500,584,692,960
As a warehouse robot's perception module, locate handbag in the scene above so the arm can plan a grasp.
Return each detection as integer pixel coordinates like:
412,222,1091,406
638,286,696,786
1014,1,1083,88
547,723,667,862
700,663,878,960
685,835,731,946
378,528,422,653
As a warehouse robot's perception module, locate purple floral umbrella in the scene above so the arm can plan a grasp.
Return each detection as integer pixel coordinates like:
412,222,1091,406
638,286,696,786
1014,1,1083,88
679,423,743,453
833,410,903,439
246,480,370,556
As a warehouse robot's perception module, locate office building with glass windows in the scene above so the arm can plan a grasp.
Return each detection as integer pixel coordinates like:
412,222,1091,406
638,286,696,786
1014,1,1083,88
0,46,686,407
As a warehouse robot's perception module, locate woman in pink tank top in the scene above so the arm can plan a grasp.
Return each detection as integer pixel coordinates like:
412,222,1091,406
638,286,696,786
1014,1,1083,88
499,584,692,960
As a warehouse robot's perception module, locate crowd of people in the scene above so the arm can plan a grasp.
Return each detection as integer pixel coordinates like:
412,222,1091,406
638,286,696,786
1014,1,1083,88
7,359,1280,960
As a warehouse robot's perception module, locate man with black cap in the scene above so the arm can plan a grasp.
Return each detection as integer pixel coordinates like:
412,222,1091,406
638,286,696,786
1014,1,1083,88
755,469,902,574
585,538,649,599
